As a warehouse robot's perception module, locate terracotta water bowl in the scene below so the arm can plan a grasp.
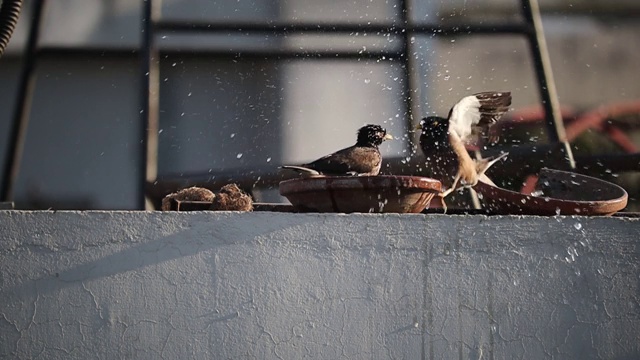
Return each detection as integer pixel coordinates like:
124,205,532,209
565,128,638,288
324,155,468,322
474,168,628,216
279,175,442,213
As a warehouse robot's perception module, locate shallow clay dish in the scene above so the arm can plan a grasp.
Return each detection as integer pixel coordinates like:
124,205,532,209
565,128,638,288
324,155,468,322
475,168,628,216
279,175,441,213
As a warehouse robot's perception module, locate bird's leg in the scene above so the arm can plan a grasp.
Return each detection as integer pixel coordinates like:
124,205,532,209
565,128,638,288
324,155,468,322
439,173,461,198
437,189,452,214
437,174,461,214
438,196,448,214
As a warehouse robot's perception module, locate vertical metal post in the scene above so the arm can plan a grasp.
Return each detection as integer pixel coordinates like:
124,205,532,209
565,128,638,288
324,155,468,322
398,0,419,155
1,0,47,202
140,0,160,209
521,0,575,169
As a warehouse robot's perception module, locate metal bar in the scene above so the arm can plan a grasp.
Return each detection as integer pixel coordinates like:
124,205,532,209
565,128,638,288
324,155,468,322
1,0,47,202
167,200,640,217
139,0,161,209
409,23,531,35
398,0,418,155
0,201,15,209
456,3,640,19
521,0,575,169
155,21,531,35
169,200,639,216
36,46,403,60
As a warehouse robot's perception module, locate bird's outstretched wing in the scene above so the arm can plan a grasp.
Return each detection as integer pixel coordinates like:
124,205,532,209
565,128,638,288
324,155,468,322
447,91,512,144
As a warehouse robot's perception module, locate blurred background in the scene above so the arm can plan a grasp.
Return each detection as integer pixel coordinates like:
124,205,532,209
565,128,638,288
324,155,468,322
0,0,639,210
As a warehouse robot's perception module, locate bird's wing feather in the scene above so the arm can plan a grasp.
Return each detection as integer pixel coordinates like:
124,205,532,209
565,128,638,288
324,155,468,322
448,91,511,144
306,146,381,175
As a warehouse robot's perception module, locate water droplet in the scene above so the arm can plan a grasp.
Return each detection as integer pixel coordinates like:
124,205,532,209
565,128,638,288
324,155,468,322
158,129,164,134
187,92,192,97
574,223,582,230
555,207,561,216
236,153,243,159
266,157,271,163
364,79,371,84
230,133,236,138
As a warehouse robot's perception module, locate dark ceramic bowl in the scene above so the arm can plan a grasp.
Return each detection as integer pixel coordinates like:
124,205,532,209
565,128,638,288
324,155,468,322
475,168,628,216
279,175,442,213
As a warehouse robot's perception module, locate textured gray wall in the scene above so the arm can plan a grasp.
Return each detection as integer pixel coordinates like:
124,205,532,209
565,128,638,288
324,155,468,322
1,211,639,359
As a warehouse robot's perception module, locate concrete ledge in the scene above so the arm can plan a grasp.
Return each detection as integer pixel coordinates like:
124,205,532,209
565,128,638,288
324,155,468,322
0,211,639,359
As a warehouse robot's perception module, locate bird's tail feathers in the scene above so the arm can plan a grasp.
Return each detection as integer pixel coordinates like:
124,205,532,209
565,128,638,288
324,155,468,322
478,173,497,186
279,165,322,177
476,152,509,176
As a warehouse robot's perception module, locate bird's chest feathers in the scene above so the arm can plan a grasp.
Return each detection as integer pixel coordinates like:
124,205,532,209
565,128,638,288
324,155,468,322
422,133,458,176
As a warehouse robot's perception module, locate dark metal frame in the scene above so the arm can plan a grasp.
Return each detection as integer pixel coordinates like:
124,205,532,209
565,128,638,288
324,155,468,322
2,0,578,208
1,0,45,202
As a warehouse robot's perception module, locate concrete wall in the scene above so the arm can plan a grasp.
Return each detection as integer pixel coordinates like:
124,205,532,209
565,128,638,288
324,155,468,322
1,211,639,359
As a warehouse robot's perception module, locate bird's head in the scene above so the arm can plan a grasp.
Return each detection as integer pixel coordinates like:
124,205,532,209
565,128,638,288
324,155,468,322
356,124,393,147
416,116,448,138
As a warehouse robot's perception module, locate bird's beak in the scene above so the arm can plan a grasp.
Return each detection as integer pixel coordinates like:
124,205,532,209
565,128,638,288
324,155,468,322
383,133,393,141
414,124,423,132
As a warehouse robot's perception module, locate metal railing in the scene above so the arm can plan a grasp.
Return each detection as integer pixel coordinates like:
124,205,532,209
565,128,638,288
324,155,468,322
0,0,584,208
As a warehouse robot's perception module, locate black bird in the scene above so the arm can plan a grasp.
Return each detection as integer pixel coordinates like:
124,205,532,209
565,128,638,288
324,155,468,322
281,124,393,176
417,91,511,206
